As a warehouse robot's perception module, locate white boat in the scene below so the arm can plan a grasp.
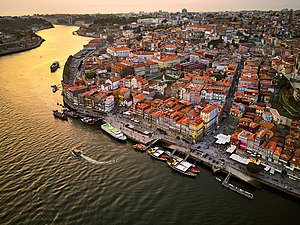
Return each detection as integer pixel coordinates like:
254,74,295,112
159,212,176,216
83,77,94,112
101,123,127,141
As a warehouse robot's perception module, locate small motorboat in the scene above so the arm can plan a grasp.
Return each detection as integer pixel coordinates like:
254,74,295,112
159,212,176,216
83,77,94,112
53,110,67,120
189,166,201,173
71,147,83,157
133,143,147,152
50,61,60,72
215,177,222,182
51,85,58,93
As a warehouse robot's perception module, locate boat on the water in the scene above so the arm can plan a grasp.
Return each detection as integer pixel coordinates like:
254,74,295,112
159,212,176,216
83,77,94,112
81,117,98,125
50,61,59,72
133,143,147,152
215,177,222,182
147,147,169,161
101,123,127,141
53,110,67,120
51,85,58,93
167,159,198,177
63,109,78,118
71,147,83,157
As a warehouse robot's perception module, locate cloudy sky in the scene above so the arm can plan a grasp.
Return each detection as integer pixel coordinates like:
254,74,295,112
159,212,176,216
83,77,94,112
0,0,299,15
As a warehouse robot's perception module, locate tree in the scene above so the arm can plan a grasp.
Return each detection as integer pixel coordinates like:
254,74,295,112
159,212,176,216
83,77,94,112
62,55,73,83
85,71,97,79
246,162,261,173
136,35,143,41
106,35,114,44
179,71,185,78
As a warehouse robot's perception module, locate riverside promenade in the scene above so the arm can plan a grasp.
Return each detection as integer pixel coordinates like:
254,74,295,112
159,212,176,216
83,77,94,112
61,98,300,198
104,114,300,199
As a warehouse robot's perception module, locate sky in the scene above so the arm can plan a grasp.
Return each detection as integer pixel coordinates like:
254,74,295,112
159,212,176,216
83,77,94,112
0,0,299,15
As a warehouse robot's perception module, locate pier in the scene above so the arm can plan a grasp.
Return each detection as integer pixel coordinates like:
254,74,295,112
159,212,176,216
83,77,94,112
222,172,254,199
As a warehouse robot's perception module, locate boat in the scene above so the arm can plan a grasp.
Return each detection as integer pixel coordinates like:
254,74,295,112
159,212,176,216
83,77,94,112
171,157,200,173
53,110,67,120
189,166,201,173
215,177,222,182
63,109,78,118
71,147,83,157
167,159,198,177
147,147,169,161
50,61,59,72
101,123,127,141
133,143,147,152
81,117,98,125
51,85,58,93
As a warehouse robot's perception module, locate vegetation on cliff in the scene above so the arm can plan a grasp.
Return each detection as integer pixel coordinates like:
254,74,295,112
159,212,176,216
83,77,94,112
63,55,73,84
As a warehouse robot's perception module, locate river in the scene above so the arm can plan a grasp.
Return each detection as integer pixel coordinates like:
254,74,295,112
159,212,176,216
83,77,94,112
0,25,299,225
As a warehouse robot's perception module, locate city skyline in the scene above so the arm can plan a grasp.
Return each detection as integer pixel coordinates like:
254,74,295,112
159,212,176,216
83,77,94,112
0,0,299,16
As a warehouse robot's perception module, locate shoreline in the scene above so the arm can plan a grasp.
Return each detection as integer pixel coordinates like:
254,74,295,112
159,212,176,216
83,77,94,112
0,37,45,57
0,25,53,57
63,96,300,199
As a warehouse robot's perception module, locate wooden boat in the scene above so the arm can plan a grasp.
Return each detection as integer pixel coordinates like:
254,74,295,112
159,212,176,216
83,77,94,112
53,110,67,120
63,109,78,118
147,147,168,161
167,159,198,177
133,143,147,152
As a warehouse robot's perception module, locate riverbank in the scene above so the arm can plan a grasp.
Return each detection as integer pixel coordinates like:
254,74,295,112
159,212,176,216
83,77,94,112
0,22,53,57
0,36,45,57
62,87,300,199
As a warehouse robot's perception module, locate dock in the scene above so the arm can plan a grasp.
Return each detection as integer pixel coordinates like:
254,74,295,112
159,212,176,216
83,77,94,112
222,172,254,199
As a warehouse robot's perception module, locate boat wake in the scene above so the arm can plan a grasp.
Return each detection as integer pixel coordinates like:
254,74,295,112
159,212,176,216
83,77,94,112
81,155,121,165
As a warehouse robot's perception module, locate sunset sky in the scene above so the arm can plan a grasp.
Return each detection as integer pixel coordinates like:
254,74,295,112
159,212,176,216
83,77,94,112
0,0,299,15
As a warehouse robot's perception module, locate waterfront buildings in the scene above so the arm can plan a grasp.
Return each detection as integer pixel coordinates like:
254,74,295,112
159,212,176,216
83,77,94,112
62,9,300,174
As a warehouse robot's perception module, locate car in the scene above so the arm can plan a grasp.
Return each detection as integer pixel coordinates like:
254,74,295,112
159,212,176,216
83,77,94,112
134,120,139,123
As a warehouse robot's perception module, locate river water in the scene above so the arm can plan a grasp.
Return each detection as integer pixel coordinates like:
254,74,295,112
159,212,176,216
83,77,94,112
0,25,299,225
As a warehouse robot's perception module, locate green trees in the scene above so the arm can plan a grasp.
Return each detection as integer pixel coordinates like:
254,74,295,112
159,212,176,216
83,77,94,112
246,162,261,173
62,55,73,83
85,71,97,79
106,35,114,44
135,35,143,41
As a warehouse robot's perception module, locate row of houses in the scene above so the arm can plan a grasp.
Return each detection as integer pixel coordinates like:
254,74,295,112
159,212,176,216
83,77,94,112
129,96,219,142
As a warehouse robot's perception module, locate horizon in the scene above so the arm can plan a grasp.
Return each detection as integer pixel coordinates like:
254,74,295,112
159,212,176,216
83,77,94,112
0,0,299,16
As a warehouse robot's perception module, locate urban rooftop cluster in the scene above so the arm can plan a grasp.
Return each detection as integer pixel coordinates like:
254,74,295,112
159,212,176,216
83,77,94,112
62,8,300,174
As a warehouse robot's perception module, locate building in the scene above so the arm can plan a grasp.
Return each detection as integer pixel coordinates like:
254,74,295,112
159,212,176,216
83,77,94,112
200,104,218,130
107,46,131,58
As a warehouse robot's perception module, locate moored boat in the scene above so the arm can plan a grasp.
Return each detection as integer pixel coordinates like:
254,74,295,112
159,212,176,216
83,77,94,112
147,147,169,161
215,177,222,182
71,147,83,157
53,110,67,120
51,85,58,93
189,166,201,173
101,123,127,141
167,159,198,177
63,109,78,118
81,117,98,125
50,61,59,72
133,143,147,152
